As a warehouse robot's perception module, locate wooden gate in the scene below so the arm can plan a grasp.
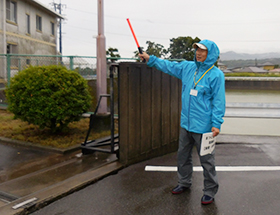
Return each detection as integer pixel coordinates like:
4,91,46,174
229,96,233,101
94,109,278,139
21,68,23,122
118,62,182,165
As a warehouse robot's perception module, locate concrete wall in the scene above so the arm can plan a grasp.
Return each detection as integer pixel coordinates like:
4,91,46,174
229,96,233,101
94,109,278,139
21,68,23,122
0,0,60,79
5,0,58,55
226,79,280,90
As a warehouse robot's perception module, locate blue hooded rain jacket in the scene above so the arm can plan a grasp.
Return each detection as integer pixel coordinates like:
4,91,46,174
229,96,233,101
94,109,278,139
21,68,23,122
147,39,226,134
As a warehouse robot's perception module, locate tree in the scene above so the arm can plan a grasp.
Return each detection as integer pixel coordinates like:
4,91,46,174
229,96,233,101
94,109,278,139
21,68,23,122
168,36,201,60
133,41,168,60
106,47,121,62
145,41,168,58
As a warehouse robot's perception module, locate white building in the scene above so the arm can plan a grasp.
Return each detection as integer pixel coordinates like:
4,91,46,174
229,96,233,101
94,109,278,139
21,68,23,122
0,0,64,79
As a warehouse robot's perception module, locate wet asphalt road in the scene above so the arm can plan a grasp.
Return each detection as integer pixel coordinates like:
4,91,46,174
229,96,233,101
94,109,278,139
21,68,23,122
31,141,280,215
0,141,79,185
0,143,51,170
0,143,56,183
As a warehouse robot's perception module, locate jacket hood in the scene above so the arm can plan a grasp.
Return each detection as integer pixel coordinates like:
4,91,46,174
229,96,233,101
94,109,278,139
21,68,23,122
194,39,220,69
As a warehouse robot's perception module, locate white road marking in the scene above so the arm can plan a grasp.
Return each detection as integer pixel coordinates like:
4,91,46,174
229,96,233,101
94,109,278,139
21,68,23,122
12,197,37,210
145,165,280,172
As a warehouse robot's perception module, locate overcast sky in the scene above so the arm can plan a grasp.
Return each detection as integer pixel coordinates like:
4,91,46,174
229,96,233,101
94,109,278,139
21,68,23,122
40,0,280,58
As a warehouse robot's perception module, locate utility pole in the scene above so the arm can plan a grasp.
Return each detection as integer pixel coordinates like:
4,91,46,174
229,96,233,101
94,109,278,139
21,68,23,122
52,1,66,55
96,0,107,114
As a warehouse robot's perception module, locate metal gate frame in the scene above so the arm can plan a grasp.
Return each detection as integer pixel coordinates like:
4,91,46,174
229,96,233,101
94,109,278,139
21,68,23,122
81,64,119,157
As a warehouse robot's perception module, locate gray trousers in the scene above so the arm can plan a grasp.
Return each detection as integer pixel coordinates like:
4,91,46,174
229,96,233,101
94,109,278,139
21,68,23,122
177,127,219,198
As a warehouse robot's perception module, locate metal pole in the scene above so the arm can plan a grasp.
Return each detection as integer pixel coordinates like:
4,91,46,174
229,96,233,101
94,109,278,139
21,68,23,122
53,1,63,55
96,0,107,114
109,65,114,153
69,56,74,70
7,54,11,86
59,0,62,55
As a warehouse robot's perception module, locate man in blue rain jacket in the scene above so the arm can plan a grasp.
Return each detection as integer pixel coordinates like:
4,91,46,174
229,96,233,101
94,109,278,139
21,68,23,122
139,39,226,205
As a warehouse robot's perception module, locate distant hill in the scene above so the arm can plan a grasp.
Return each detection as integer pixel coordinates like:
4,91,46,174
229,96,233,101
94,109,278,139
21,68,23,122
220,58,280,69
220,51,280,60
219,51,280,68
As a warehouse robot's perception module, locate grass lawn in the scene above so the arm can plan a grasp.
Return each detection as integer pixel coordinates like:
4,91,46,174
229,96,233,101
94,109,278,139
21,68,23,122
0,109,113,149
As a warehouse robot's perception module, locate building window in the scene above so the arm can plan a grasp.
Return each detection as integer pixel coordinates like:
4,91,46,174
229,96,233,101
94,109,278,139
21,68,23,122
7,43,18,54
7,43,18,67
6,0,17,23
26,14,30,34
36,15,42,31
51,22,55,36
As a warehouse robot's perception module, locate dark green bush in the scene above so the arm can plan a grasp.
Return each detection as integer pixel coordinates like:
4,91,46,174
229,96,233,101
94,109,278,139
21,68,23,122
6,65,91,133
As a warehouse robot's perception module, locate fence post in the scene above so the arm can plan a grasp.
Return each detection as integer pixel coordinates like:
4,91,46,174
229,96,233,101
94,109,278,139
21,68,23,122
69,56,74,70
6,54,11,86
18,57,21,71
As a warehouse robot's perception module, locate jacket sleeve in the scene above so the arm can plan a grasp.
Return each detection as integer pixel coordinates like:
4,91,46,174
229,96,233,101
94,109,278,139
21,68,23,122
211,71,226,130
147,55,184,80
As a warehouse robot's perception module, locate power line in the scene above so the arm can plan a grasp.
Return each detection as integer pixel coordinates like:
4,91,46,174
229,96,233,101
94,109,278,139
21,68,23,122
67,7,280,26
66,24,95,32
63,35,94,44
64,24,280,45
61,6,280,52
67,7,96,15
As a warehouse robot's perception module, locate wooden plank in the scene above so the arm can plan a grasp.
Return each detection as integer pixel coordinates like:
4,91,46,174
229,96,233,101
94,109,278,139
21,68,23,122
151,68,162,149
118,62,182,165
161,73,171,146
118,63,129,164
127,64,141,158
140,65,152,153
170,77,180,142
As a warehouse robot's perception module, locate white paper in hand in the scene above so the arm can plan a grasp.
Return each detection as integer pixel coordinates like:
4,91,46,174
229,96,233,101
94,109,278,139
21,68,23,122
200,132,216,156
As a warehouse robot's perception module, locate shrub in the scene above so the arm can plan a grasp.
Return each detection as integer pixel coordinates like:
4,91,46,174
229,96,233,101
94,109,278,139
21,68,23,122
6,65,91,133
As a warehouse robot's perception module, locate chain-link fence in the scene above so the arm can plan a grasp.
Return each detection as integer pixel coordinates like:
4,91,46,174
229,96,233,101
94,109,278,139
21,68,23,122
0,54,138,85
0,54,138,108
0,54,98,83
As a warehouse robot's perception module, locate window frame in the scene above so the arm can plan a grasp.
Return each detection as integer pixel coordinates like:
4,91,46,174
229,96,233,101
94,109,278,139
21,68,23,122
7,42,18,54
36,14,42,32
7,42,19,68
26,13,31,35
51,21,55,36
6,0,17,23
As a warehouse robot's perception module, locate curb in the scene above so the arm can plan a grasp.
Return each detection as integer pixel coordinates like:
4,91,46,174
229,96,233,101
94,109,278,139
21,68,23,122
0,136,81,154
0,161,124,215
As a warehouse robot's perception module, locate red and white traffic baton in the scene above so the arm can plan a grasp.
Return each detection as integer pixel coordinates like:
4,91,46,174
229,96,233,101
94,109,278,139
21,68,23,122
126,18,146,62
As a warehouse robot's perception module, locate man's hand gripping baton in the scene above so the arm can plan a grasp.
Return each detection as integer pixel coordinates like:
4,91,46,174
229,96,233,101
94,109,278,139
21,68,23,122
126,18,146,63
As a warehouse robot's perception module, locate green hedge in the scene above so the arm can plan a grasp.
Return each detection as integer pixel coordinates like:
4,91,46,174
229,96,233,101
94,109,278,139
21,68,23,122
6,65,91,133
